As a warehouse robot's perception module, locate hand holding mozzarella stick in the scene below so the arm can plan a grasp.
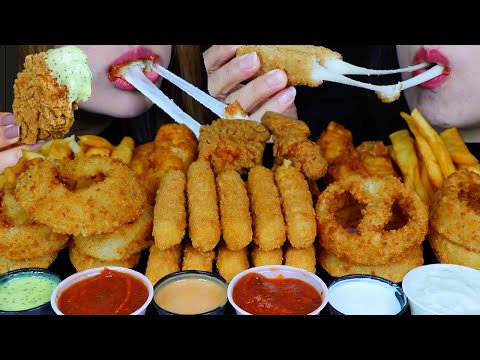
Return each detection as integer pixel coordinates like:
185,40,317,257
203,45,297,121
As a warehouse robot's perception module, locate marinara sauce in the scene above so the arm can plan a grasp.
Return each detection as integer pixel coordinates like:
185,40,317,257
232,272,323,315
57,268,149,315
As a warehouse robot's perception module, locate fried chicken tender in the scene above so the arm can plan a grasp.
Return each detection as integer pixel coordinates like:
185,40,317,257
251,244,283,267
357,141,399,178
187,160,221,252
13,46,92,144
182,240,216,272
236,45,342,87
130,123,198,204
153,170,187,250
145,244,183,286
284,243,317,273
216,170,252,251
247,166,286,251
198,119,270,175
216,242,249,283
274,163,317,249
262,111,327,181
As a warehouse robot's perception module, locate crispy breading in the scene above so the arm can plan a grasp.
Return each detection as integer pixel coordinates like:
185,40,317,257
215,242,249,283
357,141,399,178
262,111,327,181
182,240,216,272
251,243,283,267
198,119,270,175
145,244,183,286
13,53,75,144
284,243,317,273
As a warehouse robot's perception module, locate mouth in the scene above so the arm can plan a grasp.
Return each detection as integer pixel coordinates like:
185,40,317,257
108,47,161,91
412,48,450,89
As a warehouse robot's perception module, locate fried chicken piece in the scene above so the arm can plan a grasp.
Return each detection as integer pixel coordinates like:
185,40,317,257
198,119,270,175
262,111,327,181
13,46,92,144
357,141,399,178
130,123,198,204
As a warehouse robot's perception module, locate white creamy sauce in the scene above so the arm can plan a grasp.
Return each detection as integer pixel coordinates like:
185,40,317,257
406,266,480,315
329,278,401,315
45,45,92,104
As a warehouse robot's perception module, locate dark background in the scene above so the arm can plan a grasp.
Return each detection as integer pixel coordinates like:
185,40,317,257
0,45,18,113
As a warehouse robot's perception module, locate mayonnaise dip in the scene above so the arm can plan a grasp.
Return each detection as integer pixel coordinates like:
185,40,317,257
328,277,402,315
402,264,480,315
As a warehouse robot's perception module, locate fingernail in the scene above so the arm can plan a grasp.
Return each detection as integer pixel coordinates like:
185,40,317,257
4,125,19,139
266,70,286,87
238,52,258,70
278,87,296,105
0,114,16,126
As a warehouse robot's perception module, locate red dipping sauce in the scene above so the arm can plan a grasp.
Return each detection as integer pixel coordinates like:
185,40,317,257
232,272,323,315
57,268,149,315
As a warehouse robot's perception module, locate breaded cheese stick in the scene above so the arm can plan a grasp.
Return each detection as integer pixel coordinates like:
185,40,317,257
217,170,252,251
182,240,216,272
236,45,342,87
274,163,317,248
145,244,183,286
215,242,249,283
251,243,283,267
153,169,187,250
284,243,317,273
187,160,221,252
247,166,286,251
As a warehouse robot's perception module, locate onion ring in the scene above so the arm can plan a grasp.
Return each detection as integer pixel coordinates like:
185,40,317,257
318,245,424,283
73,205,154,261
429,228,480,270
0,189,69,260
0,252,58,274
316,175,428,265
14,155,147,236
68,242,141,273
430,169,480,253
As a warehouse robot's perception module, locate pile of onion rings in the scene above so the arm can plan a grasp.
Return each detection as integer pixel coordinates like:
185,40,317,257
429,169,480,269
316,175,428,282
14,155,147,237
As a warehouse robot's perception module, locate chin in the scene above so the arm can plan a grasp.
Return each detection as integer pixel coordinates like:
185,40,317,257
79,97,153,119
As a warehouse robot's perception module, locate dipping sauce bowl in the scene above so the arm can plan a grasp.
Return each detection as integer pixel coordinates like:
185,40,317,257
327,274,408,315
0,268,61,315
153,270,228,315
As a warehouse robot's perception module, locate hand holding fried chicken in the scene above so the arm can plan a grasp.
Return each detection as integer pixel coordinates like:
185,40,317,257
203,45,297,121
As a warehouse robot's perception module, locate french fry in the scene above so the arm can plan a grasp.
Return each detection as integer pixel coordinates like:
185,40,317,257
410,108,456,179
439,127,478,166
111,136,135,165
65,135,83,155
85,147,111,157
389,130,418,190
417,156,434,205
78,135,115,150
21,149,45,161
48,139,73,159
401,112,444,189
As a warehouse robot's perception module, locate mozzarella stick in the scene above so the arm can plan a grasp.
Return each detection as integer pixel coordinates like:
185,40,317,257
274,163,317,248
182,240,216,272
217,170,252,251
284,243,317,273
237,45,341,87
187,160,221,252
145,244,183,286
251,243,283,267
153,169,187,250
247,166,286,251
215,242,250,283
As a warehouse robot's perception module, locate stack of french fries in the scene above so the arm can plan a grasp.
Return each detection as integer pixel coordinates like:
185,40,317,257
0,135,135,188
389,108,479,205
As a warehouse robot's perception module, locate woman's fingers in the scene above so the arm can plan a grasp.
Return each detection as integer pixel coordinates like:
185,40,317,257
207,51,260,100
0,113,20,149
203,45,241,74
249,86,298,122
0,142,45,174
224,69,288,112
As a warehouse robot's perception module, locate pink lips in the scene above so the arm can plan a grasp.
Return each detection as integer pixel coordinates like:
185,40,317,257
108,47,161,91
412,48,450,89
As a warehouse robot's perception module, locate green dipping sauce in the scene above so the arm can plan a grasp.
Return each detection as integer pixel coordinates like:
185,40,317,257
0,273,59,311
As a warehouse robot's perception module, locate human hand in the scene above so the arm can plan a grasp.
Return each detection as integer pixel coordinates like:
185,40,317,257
203,45,297,122
0,112,44,173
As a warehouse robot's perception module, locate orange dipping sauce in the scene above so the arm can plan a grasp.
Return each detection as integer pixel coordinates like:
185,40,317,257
232,272,323,315
57,268,149,315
